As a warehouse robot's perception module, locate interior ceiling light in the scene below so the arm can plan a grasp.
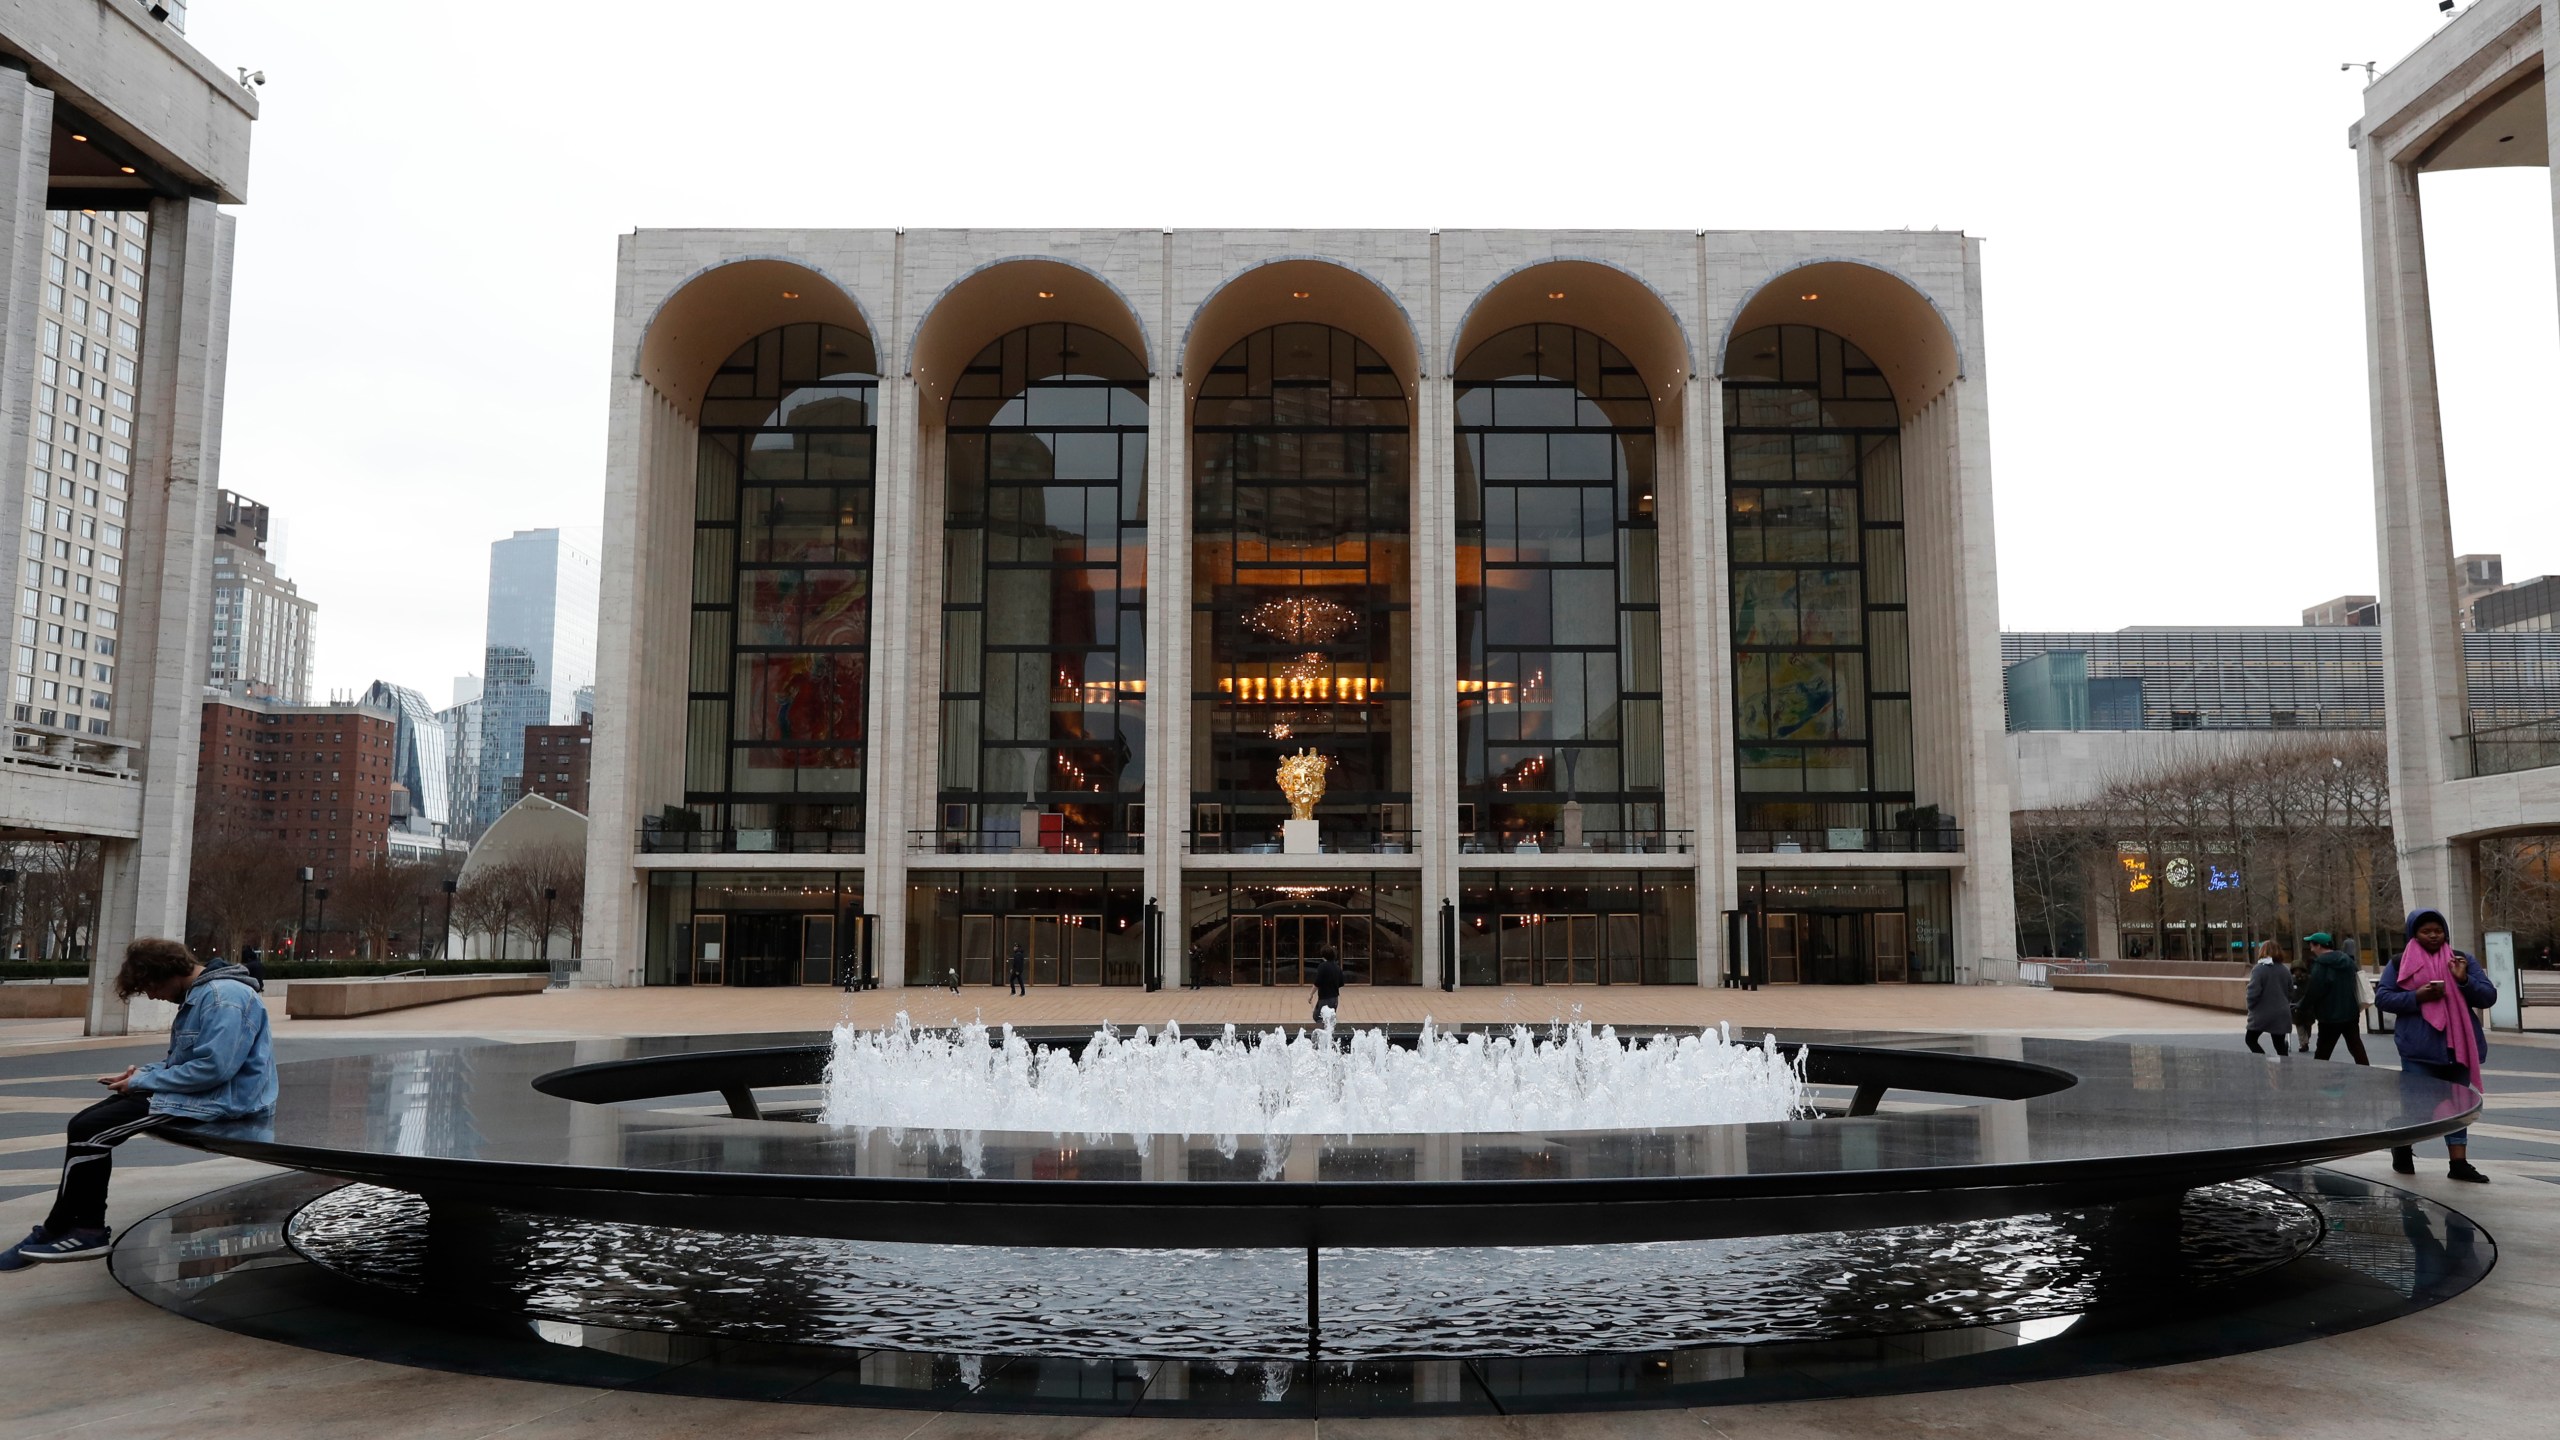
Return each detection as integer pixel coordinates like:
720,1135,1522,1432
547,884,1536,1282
1290,290,1312,299
70,133,87,142
1245,595,1356,645
1547,291,1566,300
1036,290,1056,299
1798,292,1819,301
780,290,800,299
118,166,136,175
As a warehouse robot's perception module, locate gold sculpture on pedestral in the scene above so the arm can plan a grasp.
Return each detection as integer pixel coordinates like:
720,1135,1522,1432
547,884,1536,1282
1276,747,1327,821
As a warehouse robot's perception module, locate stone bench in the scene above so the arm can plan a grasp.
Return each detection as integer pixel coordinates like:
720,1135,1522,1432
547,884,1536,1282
286,973,548,1019
0,981,90,1018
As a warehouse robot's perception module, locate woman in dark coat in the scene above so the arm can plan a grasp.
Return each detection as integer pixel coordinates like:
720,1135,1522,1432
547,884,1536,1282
2377,908,2497,1183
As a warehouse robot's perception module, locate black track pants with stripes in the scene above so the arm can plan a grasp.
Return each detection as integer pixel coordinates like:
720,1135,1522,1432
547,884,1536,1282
45,1093,183,1233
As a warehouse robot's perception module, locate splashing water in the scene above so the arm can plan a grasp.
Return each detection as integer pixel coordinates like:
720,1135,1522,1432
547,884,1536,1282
818,1014,1807,1136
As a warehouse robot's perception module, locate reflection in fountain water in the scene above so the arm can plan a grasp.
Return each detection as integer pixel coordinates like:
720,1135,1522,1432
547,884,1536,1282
818,1017,1810,1136
287,1181,2318,1360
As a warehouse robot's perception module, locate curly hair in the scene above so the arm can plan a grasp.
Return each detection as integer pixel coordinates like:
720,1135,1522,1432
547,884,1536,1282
113,937,198,1001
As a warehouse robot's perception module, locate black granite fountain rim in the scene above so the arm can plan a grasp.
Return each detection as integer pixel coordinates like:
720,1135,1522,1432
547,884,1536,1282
150,1032,2481,1250
109,1167,2502,1418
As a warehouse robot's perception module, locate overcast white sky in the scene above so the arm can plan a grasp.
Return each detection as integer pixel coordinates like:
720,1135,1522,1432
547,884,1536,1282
179,1,2555,702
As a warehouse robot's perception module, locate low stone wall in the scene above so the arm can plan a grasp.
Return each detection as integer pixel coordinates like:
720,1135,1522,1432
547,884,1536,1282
0,982,89,1018
286,973,548,1019
2050,973,2248,1013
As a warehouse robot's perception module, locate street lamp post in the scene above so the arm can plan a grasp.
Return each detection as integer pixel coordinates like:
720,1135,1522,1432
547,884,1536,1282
541,886,560,986
441,878,457,961
314,888,330,959
296,867,314,957
415,897,428,962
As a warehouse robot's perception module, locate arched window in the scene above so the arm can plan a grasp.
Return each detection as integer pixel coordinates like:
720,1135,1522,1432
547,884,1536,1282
1191,323,1410,849
680,322,879,848
1453,324,1665,850
938,323,1149,849
1721,324,1914,842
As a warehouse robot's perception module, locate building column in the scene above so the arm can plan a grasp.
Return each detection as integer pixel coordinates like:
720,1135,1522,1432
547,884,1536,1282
90,196,235,1033
2358,144,2477,944
1949,239,2018,977
0,66,53,569
1144,231,1186,983
866,358,920,990
1688,236,1734,983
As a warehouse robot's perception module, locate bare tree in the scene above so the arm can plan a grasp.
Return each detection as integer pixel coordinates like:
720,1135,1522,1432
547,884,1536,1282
2010,808,2095,957
2030,734,2401,965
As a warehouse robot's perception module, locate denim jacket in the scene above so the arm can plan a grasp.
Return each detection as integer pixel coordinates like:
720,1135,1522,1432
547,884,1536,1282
128,962,276,1120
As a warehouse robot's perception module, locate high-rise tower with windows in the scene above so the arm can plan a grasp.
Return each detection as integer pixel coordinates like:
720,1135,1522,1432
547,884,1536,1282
471,528,599,831
13,207,149,738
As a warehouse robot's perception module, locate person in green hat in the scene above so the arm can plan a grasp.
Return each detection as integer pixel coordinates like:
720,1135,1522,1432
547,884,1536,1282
2300,932,2369,1064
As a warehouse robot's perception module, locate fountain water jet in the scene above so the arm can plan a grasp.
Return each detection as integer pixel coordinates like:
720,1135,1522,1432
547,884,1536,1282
817,1015,1811,1137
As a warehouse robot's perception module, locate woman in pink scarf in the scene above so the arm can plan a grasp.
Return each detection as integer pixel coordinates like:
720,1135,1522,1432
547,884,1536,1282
2378,908,2497,1183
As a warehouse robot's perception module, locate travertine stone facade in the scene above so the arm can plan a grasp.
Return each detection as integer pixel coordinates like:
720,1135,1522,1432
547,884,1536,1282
0,4,251,1034
588,228,2017,990
2354,0,2560,953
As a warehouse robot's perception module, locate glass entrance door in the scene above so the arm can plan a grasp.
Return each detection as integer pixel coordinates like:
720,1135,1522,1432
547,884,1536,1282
1805,911,1866,985
691,914,726,986
800,915,835,986
959,915,996,986
1870,911,1909,983
1764,912,1802,984
1263,915,1334,986
1537,914,1599,985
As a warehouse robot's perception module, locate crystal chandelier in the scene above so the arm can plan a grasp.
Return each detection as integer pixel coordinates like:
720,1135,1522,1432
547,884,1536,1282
1244,595,1355,645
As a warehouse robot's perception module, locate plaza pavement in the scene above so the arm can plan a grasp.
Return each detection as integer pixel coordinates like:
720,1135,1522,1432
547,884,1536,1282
0,983,2554,1436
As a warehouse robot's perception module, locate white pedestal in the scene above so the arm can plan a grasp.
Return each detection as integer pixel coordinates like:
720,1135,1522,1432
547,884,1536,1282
1282,818,1320,855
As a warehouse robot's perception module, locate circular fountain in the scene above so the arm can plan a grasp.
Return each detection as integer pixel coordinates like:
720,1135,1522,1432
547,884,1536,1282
113,1022,2493,1417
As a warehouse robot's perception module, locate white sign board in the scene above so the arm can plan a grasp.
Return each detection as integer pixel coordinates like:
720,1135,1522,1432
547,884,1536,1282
2484,930,2521,1032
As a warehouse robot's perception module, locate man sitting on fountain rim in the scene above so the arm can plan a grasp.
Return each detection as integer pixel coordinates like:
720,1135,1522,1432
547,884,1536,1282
2,939,275,1268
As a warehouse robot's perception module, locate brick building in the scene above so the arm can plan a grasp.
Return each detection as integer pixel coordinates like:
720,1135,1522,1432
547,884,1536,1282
196,694,400,881
515,713,591,814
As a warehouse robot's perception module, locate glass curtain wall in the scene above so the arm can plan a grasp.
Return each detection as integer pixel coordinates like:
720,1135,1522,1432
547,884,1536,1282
940,324,1148,851
683,324,879,848
1721,325,1915,842
1453,325,1666,851
1191,324,1411,849
1455,869,1697,986
1180,870,1419,986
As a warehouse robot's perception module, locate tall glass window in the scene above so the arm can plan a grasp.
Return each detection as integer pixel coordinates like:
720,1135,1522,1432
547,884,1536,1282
940,324,1148,850
1190,324,1410,850
1721,324,1913,841
682,323,878,848
1454,325,1664,850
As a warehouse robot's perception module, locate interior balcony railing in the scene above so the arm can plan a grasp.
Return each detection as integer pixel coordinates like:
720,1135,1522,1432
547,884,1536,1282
907,830,1143,856
636,827,865,856
1736,826,1964,855
2457,713,2560,779
1458,829,1695,856
1186,828,1418,856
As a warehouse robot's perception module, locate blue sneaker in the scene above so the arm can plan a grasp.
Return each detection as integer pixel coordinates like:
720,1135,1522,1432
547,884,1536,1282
0,1226,51,1272
14,1227,109,1263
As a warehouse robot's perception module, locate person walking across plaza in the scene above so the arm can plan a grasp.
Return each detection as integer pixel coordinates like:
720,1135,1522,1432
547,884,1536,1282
1309,950,1345,1028
2243,939,2296,1058
2380,908,2496,1183
1006,943,1027,997
2,939,274,1268
2300,932,2369,1065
